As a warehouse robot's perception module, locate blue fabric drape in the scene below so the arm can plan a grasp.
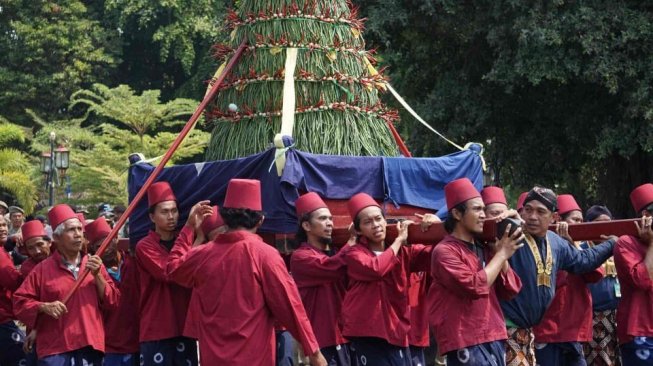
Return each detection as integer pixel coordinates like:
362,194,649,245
128,148,483,245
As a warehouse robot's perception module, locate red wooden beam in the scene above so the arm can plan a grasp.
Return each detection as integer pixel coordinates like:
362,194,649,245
481,218,639,243
62,39,249,304
330,218,640,245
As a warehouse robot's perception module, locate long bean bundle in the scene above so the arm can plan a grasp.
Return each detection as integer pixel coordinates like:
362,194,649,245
205,0,400,160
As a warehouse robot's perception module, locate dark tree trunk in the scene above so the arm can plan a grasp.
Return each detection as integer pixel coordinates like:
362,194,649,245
597,151,653,219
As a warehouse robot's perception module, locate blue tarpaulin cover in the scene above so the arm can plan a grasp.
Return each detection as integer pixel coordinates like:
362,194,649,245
128,148,483,245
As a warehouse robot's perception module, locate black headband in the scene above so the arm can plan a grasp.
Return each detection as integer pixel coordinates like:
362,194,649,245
523,188,557,212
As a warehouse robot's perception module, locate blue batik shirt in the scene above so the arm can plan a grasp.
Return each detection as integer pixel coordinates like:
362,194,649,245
500,231,615,328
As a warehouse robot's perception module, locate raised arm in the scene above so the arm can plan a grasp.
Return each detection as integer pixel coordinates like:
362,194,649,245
559,236,615,274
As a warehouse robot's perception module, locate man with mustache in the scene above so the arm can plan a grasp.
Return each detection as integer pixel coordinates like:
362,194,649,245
500,187,616,366
135,181,197,366
290,192,354,366
532,194,606,366
13,204,118,364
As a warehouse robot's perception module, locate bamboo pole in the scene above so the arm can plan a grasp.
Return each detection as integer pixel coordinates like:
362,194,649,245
62,39,248,304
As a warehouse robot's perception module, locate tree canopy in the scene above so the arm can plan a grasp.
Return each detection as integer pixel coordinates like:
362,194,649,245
0,0,120,124
359,0,653,216
0,0,652,217
70,83,200,143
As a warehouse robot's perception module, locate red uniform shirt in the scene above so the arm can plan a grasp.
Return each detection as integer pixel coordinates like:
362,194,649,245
183,290,200,339
104,254,140,354
614,235,653,344
13,251,119,358
173,229,200,340
533,268,603,343
166,228,320,366
429,235,522,354
0,248,21,323
135,230,192,342
408,272,431,347
19,258,38,279
341,240,432,347
290,243,349,348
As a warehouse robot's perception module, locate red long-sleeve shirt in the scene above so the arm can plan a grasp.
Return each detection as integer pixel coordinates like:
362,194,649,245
135,230,192,342
0,248,21,323
408,272,431,347
614,235,653,344
104,254,140,354
341,240,432,347
533,267,604,343
19,258,38,279
13,251,119,358
290,243,349,348
429,235,522,354
166,227,320,366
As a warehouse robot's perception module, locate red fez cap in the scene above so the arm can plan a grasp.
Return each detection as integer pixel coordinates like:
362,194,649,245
22,220,46,242
557,194,581,215
201,206,224,237
516,192,528,210
48,204,77,229
295,192,328,217
630,183,653,213
348,193,380,220
76,213,86,231
224,179,262,211
445,178,481,210
148,181,176,208
481,186,507,206
86,216,112,245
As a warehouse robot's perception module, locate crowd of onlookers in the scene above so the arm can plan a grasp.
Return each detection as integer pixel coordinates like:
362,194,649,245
0,201,128,266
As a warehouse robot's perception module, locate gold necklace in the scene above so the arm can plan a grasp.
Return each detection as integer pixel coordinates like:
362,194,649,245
587,241,617,277
604,257,617,276
524,233,554,287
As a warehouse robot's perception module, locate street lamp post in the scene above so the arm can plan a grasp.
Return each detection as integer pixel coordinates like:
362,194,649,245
39,132,70,207
47,132,55,206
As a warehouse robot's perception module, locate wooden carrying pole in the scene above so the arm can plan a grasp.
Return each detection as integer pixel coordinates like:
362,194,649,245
62,39,248,304
330,218,640,245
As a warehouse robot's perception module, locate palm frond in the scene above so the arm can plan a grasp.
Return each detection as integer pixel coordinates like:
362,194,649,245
0,171,37,214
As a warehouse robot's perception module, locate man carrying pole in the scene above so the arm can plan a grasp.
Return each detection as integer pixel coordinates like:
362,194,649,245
167,179,326,366
13,204,119,365
135,181,197,366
